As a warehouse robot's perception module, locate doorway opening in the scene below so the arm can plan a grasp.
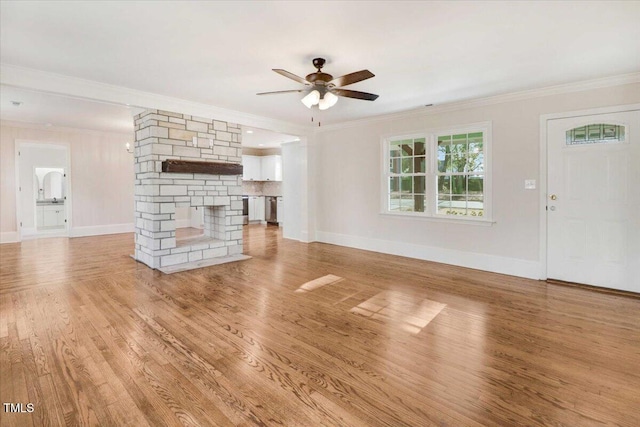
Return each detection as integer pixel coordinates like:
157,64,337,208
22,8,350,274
15,141,71,240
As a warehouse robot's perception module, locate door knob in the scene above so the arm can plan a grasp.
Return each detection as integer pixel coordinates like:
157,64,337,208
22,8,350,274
550,194,557,200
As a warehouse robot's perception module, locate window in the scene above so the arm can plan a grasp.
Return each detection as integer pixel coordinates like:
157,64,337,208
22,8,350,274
436,131,485,217
565,123,625,146
383,123,491,222
388,137,427,213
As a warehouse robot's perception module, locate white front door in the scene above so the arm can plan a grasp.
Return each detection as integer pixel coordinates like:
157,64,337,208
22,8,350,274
547,109,640,293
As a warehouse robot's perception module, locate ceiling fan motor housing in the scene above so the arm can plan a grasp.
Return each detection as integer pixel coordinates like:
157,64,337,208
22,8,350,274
305,72,333,84
307,57,333,86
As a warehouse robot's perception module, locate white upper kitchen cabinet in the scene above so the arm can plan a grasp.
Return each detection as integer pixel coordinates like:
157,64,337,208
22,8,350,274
260,155,282,181
242,155,261,181
243,154,282,181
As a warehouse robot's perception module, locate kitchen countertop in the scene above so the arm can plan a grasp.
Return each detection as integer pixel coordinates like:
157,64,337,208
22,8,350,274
36,201,65,206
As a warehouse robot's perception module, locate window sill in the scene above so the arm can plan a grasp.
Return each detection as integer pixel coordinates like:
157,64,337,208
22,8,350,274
380,211,495,226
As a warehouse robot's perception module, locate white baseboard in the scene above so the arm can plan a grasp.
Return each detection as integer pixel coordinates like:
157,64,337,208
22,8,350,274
315,231,541,280
300,230,313,243
70,223,134,238
21,227,37,237
5,221,199,242
0,231,19,244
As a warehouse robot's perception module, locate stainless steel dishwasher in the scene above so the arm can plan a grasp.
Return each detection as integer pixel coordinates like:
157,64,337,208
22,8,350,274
265,196,278,224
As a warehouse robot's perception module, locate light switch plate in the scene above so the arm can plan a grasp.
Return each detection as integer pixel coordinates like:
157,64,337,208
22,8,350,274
525,179,536,190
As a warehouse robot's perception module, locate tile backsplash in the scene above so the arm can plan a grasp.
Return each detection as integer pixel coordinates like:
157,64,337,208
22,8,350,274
242,180,282,196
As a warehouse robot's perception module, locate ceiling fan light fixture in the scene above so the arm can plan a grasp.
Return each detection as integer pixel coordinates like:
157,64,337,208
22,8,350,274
318,92,338,110
261,59,378,110
301,90,320,108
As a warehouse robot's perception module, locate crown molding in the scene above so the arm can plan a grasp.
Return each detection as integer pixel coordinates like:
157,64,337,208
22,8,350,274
316,72,640,132
0,64,310,137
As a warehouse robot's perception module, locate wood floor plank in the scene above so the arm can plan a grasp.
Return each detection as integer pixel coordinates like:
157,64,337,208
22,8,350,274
0,225,639,426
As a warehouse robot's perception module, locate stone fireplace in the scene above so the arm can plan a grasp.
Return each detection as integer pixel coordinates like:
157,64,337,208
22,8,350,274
133,109,245,270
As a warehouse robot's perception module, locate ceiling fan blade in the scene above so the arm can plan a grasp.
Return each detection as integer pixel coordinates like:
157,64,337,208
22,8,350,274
273,69,311,85
332,88,379,101
329,70,375,87
256,89,304,95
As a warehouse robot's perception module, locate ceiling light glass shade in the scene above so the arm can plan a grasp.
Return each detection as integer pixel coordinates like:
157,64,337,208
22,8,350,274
318,92,338,110
301,90,320,108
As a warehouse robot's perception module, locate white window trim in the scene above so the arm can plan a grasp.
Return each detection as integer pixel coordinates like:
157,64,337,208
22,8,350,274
380,121,493,224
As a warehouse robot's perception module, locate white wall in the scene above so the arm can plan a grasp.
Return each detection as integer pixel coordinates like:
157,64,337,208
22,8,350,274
282,138,316,242
281,141,303,241
311,83,640,279
0,121,135,242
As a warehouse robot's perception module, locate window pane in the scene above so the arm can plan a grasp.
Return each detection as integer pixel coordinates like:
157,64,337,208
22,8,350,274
414,139,426,156
413,176,425,194
389,158,401,174
414,156,426,173
389,192,401,211
413,194,426,212
587,124,601,140
440,154,452,173
451,195,467,216
401,195,414,211
401,176,412,193
401,141,413,156
468,197,484,217
467,152,484,172
437,195,452,215
468,175,483,195
450,149,466,173
390,141,402,158
468,132,483,154
402,158,413,173
451,175,466,195
573,127,587,142
452,133,467,149
438,136,450,156
437,176,451,194
565,124,625,145
437,146,446,170
469,141,483,154
389,177,399,192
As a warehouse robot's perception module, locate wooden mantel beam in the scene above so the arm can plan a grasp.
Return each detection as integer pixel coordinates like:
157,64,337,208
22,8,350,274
161,160,243,175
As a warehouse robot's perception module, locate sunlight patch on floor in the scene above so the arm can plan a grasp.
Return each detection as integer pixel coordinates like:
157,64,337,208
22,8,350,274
350,291,446,334
295,274,344,293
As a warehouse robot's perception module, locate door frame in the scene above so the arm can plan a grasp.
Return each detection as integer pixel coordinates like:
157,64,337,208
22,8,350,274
14,140,73,242
538,103,640,280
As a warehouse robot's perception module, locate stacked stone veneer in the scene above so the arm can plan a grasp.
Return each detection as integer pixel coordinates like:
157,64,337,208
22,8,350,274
133,109,243,269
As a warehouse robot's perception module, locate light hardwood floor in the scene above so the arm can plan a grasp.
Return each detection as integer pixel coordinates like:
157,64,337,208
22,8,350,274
1,225,639,426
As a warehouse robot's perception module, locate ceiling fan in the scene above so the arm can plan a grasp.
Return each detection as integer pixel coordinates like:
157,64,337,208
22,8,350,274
257,58,379,110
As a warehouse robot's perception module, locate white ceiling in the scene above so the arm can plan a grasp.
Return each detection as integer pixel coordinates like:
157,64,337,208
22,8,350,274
0,85,297,147
242,126,298,149
1,1,639,128
0,85,136,134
